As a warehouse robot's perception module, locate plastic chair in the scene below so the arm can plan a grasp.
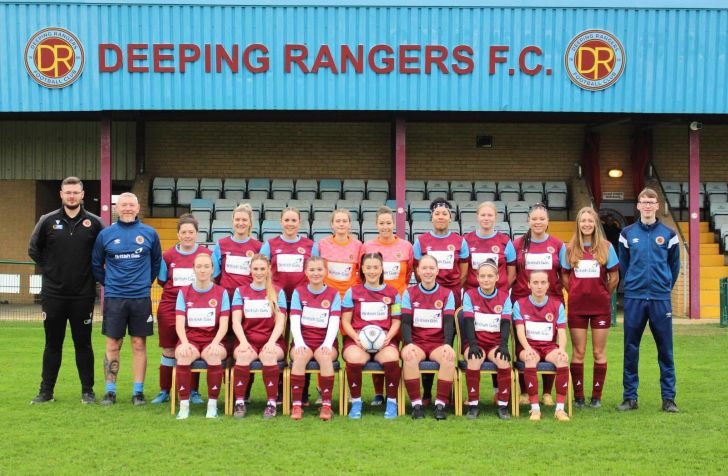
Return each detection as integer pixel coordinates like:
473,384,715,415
662,182,683,209
342,361,406,416
247,178,271,200
511,223,529,240
285,360,346,416
223,179,246,201
287,199,312,223
409,200,432,222
706,182,728,205
199,178,223,201
312,199,337,222
319,179,342,200
343,179,366,201
426,180,449,200
190,198,214,222
263,199,287,221
507,201,530,224
366,180,390,201
544,182,568,210
521,182,544,205
214,198,237,221
271,179,294,200
176,178,199,207
336,199,361,223
170,359,232,416
473,181,497,202
295,179,318,201
498,181,520,203
450,181,473,202
406,180,426,201
152,177,175,206
211,219,232,241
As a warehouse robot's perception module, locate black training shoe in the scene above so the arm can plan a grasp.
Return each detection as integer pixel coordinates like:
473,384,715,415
496,405,511,420
131,392,146,406
662,399,679,413
590,398,602,409
616,399,638,411
574,397,586,409
466,404,479,420
30,392,54,405
411,404,425,420
100,391,117,405
81,392,96,404
433,403,447,420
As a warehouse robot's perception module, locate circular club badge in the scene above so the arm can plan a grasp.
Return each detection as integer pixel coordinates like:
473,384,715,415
321,300,330,309
246,250,255,257
545,313,554,322
494,305,503,313
447,244,456,251
565,29,625,91
491,245,500,253
656,236,665,245
209,299,218,307
382,297,391,305
82,219,91,228
297,247,306,254
25,28,85,88
135,235,145,244
434,300,443,309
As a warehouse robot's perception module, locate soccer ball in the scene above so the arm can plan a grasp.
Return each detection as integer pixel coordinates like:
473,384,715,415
358,325,386,353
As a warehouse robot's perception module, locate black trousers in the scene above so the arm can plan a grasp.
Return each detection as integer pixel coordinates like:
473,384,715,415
40,296,95,394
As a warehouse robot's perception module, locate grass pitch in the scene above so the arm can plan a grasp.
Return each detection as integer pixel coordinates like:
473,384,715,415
1,321,725,475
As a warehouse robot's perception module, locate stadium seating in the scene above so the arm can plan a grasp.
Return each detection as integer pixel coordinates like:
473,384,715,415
287,199,312,223
450,181,473,202
544,181,568,211
511,223,529,240
361,200,385,222
706,182,728,205
681,182,705,208
336,199,361,223
262,199,287,221
271,179,295,200
190,198,214,222
213,199,237,221
521,182,544,205
498,181,520,202
247,178,271,200
366,180,389,201
473,181,497,202
311,220,332,242
196,219,211,242
319,179,342,200
406,180,426,201
312,199,337,222
152,177,175,207
409,200,432,222
261,219,283,241
662,181,682,209
223,178,246,200
295,179,318,201
343,179,366,201
199,178,223,201
507,201,530,224
427,180,449,200
176,178,199,207
211,219,232,241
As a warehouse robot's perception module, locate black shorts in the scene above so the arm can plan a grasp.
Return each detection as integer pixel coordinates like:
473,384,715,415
102,297,154,338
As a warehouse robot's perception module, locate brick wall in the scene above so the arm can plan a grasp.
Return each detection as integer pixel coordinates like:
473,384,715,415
599,125,634,199
653,125,728,181
0,180,37,261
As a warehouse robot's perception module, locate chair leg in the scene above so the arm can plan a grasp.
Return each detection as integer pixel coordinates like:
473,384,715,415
338,368,345,417
568,372,573,417
510,370,516,417
282,368,290,416
342,371,349,416
398,374,405,416
513,370,520,417
170,366,177,416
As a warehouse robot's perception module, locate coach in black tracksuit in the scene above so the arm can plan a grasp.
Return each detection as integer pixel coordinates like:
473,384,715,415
28,177,105,404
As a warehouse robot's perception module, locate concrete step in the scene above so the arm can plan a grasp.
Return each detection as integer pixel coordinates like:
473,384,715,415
679,222,709,233
701,304,721,319
548,221,575,232
145,218,178,229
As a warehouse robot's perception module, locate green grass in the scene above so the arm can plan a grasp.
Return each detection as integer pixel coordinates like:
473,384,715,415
1,321,726,475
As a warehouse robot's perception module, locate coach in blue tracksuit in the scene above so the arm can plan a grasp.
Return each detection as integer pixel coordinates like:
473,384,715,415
617,188,680,413
92,193,161,406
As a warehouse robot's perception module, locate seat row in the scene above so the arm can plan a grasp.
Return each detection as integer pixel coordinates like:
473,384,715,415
189,198,543,226
663,181,728,210
152,177,569,209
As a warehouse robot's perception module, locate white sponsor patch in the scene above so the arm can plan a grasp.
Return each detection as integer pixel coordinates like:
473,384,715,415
413,308,442,329
382,261,401,281
360,301,388,321
525,252,552,271
225,255,251,276
428,250,455,270
474,312,500,332
243,299,272,319
187,307,215,327
276,254,304,273
471,252,498,269
525,321,553,342
573,259,600,279
327,261,353,282
172,268,195,287
300,306,329,328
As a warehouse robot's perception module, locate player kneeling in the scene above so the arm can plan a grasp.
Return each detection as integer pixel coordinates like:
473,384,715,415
400,255,456,420
289,257,342,421
514,270,570,421
341,252,402,419
462,259,513,420
230,255,288,419
174,254,229,420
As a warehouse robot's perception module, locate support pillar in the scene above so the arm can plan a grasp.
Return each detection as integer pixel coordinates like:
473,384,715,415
100,114,112,225
394,118,407,239
688,126,700,319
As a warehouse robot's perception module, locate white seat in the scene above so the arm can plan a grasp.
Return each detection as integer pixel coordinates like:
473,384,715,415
450,181,473,202
152,177,175,206
176,178,199,207
474,181,497,202
199,178,223,201
223,179,246,200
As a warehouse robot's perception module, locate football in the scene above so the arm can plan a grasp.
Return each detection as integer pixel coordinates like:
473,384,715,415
358,325,386,353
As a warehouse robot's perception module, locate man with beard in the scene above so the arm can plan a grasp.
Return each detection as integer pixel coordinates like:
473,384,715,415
29,176,105,404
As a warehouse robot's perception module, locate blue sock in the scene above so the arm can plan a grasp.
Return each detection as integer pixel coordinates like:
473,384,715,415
133,382,144,394
105,382,116,394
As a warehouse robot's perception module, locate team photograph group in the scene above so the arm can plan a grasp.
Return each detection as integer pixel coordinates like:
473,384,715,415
28,176,681,422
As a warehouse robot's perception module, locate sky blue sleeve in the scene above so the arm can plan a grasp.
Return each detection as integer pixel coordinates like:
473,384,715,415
558,244,568,269
557,303,566,324
332,292,342,312
260,241,271,259
412,239,423,259
277,290,288,311
311,242,320,256
289,289,302,312
211,244,222,272
502,297,513,315
158,258,169,282
606,244,619,269
342,288,354,308
512,301,523,321
175,290,186,313
459,238,469,259
445,291,455,311
220,290,230,312
462,292,474,313
212,250,221,278
401,290,411,310
232,288,242,306
561,254,572,270
504,240,516,263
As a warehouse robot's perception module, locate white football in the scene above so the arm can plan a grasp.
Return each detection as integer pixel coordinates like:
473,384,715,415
358,325,386,353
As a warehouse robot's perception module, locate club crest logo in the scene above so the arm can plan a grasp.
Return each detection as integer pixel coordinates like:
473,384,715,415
655,236,665,245
82,219,91,228
321,299,330,309
491,246,500,253
545,313,554,322
382,297,392,305
434,300,444,309
25,28,85,88
209,299,218,307
494,305,503,313
135,236,145,244
565,29,626,91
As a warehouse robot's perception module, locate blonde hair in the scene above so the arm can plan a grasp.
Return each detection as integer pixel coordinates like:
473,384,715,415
250,254,280,314
477,201,497,215
330,208,352,225
375,206,394,222
232,203,254,237
280,207,301,221
567,207,609,266
638,188,658,201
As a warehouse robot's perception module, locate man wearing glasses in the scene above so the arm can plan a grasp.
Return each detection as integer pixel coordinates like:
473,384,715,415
617,188,680,413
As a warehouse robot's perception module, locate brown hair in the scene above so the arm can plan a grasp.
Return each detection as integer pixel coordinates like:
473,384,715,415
61,176,83,189
177,213,199,232
359,252,384,285
566,207,609,266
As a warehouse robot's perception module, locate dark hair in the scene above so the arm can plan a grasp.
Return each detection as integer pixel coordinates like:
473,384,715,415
359,252,384,285
177,213,199,232
61,176,83,189
520,202,549,255
429,197,453,214
477,257,499,274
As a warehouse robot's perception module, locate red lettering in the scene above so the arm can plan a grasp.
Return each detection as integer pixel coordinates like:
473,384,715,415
452,45,474,75
368,44,394,74
127,43,148,73
311,45,338,74
341,44,364,74
204,44,212,73
519,46,543,75
152,44,174,73
244,44,269,73
179,44,200,73
398,45,420,74
489,45,509,75
284,44,309,73
98,44,122,73
424,45,448,74
216,44,239,73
